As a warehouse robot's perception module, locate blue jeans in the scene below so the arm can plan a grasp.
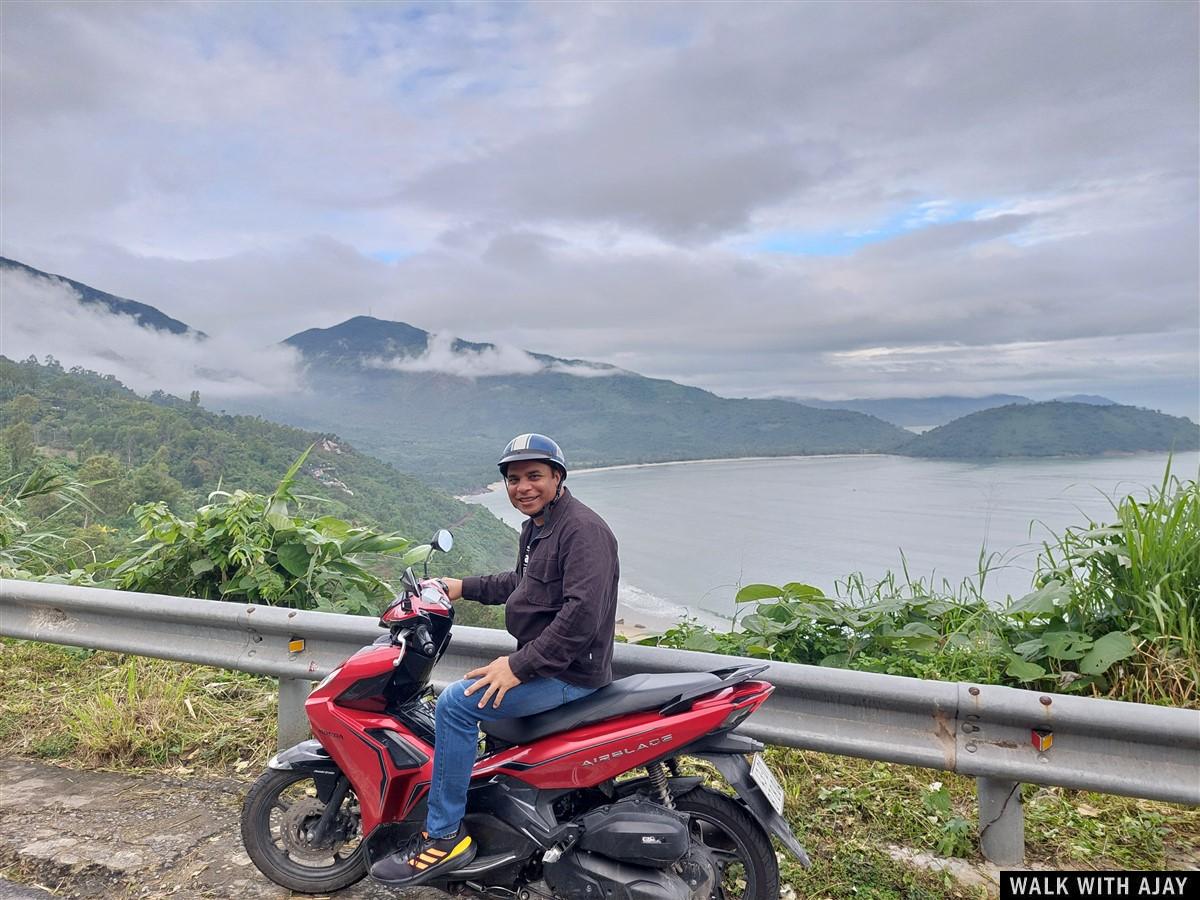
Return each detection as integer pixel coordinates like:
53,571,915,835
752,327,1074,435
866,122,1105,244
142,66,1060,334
425,676,597,838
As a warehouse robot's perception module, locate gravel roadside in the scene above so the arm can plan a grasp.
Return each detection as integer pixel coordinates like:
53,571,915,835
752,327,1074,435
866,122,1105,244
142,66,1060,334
0,758,444,900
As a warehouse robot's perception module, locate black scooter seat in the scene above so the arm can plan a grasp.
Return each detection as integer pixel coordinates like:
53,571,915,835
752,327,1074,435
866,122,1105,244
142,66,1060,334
480,671,724,745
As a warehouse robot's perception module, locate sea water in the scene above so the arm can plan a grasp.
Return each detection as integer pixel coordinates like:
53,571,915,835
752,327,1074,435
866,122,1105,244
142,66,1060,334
465,452,1198,630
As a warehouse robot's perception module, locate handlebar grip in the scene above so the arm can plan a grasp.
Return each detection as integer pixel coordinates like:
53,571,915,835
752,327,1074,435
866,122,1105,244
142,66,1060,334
413,624,436,656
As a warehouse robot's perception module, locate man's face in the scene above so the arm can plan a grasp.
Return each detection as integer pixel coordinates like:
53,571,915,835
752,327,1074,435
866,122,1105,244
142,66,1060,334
505,460,561,518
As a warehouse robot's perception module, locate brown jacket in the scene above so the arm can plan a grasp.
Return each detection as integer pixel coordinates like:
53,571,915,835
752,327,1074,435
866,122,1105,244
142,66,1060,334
461,487,619,688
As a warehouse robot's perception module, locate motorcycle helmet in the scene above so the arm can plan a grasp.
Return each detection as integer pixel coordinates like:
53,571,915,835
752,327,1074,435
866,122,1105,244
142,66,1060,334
498,433,567,481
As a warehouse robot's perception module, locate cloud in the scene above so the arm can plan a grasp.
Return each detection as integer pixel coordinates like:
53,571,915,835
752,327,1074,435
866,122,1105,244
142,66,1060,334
0,268,305,399
367,332,543,378
545,360,621,378
0,2,1195,418
365,331,620,379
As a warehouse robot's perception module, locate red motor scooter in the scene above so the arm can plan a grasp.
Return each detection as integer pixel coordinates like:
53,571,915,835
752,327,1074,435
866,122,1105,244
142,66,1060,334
241,529,809,899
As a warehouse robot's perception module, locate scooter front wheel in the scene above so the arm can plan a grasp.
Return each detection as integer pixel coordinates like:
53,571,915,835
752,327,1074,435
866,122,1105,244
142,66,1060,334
241,767,368,893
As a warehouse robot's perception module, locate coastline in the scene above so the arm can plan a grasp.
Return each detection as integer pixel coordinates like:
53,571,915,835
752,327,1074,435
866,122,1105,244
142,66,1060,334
456,452,891,500
456,447,1192,500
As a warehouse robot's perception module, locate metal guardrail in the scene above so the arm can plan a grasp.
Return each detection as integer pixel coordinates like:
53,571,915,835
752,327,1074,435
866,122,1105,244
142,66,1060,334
2,579,1197,868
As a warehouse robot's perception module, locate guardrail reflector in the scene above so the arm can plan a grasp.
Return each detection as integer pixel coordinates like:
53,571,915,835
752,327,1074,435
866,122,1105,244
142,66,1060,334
288,638,305,653
1031,727,1053,751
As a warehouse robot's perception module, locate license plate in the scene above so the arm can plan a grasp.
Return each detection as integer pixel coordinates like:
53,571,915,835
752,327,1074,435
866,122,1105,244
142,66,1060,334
749,753,785,816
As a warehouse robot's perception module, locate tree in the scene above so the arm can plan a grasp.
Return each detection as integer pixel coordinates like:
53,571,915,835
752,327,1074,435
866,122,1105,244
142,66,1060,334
6,394,39,423
189,390,200,407
128,448,186,509
77,454,130,520
2,422,36,470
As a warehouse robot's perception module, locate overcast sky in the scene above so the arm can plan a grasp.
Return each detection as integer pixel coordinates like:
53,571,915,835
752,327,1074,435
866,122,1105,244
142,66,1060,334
2,1,1197,418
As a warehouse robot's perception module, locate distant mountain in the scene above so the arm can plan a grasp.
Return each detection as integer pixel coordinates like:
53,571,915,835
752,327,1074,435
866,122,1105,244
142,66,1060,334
1053,394,1117,406
257,316,911,491
5,253,910,492
899,402,1200,458
795,394,1034,427
285,315,613,371
1,257,200,336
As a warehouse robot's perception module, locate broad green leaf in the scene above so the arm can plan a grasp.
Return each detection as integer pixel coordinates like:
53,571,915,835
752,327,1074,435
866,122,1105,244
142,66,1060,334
189,558,216,576
1005,656,1047,682
735,583,784,603
1012,637,1047,659
1078,631,1137,675
782,582,825,600
276,543,312,578
1060,675,1098,693
313,515,353,538
682,631,721,652
1041,630,1092,661
264,498,292,531
945,633,974,650
819,652,850,668
401,544,432,567
897,621,938,637
741,614,789,636
1006,581,1069,618
899,635,939,655
341,533,410,554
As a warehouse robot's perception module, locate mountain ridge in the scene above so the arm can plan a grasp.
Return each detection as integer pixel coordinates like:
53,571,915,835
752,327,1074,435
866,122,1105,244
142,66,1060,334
11,257,1194,490
1,257,200,337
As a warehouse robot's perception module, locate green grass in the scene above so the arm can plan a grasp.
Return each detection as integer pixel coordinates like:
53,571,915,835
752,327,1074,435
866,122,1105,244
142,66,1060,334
4,639,1195,897
1037,465,1200,704
0,639,277,772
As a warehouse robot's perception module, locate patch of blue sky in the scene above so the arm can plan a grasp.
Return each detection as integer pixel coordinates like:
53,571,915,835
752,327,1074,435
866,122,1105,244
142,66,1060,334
749,199,993,257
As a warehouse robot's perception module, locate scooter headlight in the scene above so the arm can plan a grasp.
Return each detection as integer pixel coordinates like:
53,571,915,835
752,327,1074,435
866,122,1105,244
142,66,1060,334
314,666,342,691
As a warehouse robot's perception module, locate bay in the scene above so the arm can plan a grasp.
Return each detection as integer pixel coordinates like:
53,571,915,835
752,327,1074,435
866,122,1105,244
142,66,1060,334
465,452,1198,630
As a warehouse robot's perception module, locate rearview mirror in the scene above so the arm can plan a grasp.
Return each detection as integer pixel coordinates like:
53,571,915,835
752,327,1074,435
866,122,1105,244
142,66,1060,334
431,529,453,553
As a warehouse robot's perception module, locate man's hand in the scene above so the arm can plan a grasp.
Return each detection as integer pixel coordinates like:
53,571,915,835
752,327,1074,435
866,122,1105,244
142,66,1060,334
463,656,521,709
441,577,464,601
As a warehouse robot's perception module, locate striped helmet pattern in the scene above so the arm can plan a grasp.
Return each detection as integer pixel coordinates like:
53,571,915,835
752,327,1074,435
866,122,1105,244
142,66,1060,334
497,433,567,476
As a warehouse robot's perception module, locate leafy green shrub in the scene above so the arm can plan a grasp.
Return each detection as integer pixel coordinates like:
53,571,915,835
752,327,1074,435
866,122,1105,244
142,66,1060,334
98,448,416,615
1033,467,1198,704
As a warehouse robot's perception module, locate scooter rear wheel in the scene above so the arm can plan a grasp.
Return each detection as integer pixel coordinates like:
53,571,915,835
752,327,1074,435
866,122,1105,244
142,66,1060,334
241,767,368,893
673,787,780,900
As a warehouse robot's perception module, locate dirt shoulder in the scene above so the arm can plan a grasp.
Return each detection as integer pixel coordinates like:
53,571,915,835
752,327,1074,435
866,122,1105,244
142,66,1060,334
0,757,441,900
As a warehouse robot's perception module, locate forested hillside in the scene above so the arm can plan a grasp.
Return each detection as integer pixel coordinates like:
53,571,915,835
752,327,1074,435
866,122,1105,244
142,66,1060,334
899,401,1200,458
0,356,517,576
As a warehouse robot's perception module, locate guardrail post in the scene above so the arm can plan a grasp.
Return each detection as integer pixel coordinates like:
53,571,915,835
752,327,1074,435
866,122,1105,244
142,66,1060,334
277,678,312,750
977,777,1024,866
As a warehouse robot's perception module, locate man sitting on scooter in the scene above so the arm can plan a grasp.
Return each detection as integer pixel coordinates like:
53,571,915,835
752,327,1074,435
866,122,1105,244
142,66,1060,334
371,432,621,887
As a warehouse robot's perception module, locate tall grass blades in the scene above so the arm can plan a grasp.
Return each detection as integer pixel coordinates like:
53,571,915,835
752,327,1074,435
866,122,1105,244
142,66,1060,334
1037,466,1199,705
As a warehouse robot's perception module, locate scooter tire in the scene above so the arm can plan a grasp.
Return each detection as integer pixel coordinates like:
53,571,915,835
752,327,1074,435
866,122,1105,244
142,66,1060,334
673,787,781,900
241,767,368,893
